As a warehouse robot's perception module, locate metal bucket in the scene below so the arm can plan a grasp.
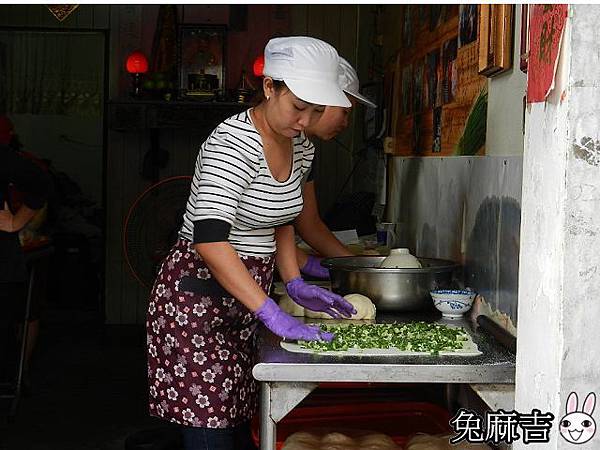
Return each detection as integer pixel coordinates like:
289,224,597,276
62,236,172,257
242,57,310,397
321,256,460,312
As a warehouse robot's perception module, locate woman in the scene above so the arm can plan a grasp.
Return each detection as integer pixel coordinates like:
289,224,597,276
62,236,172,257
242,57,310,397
146,36,356,450
0,116,52,383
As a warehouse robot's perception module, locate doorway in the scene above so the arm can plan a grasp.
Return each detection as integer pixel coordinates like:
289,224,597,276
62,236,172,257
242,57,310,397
0,29,107,315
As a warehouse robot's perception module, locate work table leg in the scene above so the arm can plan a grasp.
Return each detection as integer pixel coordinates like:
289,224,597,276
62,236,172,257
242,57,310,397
259,381,318,450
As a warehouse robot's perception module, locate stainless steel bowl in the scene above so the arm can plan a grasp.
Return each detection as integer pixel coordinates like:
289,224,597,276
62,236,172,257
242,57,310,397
321,256,460,312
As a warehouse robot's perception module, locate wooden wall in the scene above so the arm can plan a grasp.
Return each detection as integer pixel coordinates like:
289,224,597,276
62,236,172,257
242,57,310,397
383,5,487,156
0,5,110,28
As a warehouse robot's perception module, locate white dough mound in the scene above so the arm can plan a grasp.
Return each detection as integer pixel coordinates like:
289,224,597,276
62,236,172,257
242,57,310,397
405,433,492,449
304,293,376,320
283,430,399,450
278,294,305,317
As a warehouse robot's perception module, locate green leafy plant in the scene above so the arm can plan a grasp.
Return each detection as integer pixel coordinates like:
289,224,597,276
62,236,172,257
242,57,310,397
454,87,488,156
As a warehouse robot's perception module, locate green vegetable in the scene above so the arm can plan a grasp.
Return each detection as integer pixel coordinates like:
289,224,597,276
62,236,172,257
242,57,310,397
300,322,468,355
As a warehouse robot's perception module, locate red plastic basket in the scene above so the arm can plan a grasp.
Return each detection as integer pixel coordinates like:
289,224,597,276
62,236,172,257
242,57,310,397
251,401,452,449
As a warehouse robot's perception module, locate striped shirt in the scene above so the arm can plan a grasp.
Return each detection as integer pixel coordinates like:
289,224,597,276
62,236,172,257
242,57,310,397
179,109,315,256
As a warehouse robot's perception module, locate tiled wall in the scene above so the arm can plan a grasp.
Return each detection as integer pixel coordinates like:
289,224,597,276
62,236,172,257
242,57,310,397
387,156,523,325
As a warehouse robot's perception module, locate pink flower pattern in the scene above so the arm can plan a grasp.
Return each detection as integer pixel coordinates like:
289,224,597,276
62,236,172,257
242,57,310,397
147,239,274,428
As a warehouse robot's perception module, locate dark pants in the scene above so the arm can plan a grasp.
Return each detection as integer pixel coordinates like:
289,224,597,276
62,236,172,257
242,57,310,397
0,282,27,382
181,421,257,450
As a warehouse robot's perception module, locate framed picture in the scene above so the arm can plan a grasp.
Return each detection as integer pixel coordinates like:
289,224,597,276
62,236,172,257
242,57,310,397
401,64,412,115
424,50,439,109
413,59,424,113
441,37,458,104
403,5,413,49
177,25,226,99
478,4,514,77
459,4,478,47
520,4,530,73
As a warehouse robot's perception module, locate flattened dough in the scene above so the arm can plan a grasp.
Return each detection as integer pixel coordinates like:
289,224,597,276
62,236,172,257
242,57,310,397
280,323,482,357
305,293,376,320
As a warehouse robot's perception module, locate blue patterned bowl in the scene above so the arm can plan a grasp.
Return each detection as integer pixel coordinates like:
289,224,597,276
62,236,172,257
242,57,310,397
430,289,476,318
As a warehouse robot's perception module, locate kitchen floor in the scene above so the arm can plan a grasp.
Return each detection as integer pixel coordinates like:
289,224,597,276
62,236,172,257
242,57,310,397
0,307,163,450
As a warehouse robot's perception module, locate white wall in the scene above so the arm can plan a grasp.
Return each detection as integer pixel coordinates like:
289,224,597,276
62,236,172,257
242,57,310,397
516,6,600,447
486,6,528,156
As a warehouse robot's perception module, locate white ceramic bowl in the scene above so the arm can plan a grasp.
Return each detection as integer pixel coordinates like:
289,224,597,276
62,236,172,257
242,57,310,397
430,289,476,318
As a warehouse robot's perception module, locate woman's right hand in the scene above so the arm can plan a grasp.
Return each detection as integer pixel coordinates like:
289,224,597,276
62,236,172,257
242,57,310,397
255,298,334,342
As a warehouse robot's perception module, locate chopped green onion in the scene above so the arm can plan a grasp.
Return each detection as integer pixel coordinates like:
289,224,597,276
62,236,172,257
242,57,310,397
300,322,469,355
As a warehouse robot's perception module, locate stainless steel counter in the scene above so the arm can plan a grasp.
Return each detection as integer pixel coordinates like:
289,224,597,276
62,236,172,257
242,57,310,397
254,313,515,383
252,312,515,450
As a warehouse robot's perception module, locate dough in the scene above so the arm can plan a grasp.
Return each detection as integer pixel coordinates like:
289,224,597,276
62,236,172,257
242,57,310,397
321,432,355,446
359,433,399,450
283,430,400,450
304,293,376,320
278,294,305,317
282,442,318,450
282,431,321,450
362,249,381,255
359,433,397,446
405,433,492,449
304,309,333,319
320,445,357,450
343,293,376,320
284,431,319,443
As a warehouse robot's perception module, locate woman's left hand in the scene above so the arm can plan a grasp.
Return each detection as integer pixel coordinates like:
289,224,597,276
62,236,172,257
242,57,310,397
285,277,356,319
300,255,330,279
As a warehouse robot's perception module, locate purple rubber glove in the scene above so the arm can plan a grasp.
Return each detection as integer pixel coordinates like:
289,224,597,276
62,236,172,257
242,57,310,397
285,277,357,319
300,255,330,279
255,298,334,342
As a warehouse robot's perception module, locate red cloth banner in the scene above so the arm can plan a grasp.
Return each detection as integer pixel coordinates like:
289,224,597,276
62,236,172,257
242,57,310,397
527,4,568,103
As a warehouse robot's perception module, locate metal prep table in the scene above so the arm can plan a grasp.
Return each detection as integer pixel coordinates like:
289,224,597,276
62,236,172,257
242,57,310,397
252,312,516,450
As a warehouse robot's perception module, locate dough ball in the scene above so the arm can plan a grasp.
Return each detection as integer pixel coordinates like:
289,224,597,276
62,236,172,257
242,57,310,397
304,293,377,320
405,433,492,449
278,294,305,317
282,442,317,450
358,433,399,449
282,431,319,449
362,445,400,450
321,445,358,450
343,293,377,320
321,432,356,446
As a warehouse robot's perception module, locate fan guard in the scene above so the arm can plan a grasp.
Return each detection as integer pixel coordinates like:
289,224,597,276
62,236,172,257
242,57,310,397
123,176,192,289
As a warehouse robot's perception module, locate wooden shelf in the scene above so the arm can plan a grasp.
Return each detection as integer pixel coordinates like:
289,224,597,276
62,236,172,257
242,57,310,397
108,99,251,131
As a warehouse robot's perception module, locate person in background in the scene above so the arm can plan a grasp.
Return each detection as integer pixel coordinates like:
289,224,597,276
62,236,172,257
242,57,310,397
0,115,52,385
295,58,377,279
146,37,356,450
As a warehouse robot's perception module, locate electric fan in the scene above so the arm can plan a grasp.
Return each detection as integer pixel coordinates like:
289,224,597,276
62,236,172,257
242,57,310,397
123,175,192,289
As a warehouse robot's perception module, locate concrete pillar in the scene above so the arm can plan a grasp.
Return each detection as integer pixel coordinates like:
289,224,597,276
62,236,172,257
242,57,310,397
516,5,600,448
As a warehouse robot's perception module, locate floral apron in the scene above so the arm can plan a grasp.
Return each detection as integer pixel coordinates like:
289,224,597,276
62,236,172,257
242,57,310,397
146,238,274,428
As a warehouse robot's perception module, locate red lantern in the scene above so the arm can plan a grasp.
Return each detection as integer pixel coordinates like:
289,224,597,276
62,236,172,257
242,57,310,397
252,54,265,77
126,51,149,74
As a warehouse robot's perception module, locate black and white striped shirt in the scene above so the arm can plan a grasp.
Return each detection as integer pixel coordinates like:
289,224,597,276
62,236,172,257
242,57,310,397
179,109,315,256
